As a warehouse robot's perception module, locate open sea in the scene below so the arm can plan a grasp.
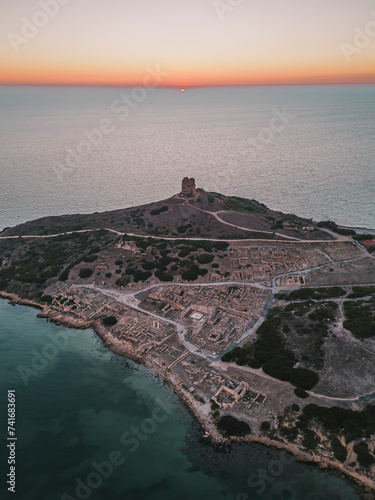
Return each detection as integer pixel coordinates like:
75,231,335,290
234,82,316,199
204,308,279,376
0,84,374,230
0,84,374,499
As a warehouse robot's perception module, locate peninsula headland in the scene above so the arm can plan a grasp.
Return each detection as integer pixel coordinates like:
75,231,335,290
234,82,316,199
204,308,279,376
1,179,375,497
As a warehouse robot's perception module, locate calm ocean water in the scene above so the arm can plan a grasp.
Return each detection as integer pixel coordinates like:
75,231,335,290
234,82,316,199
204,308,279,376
0,84,374,230
0,300,362,499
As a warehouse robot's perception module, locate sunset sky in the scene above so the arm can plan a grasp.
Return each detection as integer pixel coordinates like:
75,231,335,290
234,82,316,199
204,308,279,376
1,0,375,87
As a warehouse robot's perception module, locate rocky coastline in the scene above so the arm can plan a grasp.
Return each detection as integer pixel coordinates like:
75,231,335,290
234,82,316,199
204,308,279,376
1,292,374,498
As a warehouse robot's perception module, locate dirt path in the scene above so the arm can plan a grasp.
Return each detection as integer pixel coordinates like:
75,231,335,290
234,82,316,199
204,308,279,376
0,225,358,244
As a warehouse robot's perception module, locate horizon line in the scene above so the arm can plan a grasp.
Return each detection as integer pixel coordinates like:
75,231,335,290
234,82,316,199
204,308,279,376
1,81,375,89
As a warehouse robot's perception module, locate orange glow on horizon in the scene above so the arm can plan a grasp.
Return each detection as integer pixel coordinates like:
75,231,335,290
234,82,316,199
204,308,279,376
2,0,375,88
1,44,375,88
1,62,374,87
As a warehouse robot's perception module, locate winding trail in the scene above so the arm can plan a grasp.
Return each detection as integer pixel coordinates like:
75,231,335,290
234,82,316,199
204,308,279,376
0,224,354,245
0,227,342,244
185,199,353,243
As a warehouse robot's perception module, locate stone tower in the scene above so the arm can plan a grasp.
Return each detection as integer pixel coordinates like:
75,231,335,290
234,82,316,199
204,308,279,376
181,177,196,198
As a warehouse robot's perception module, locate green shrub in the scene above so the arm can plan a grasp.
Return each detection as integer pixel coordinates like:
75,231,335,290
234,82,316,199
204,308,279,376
221,345,261,369
331,436,347,463
343,300,375,339
181,269,199,281
102,316,117,326
294,388,309,399
133,270,152,282
40,295,53,304
177,224,192,234
79,268,93,279
353,442,375,468
135,239,153,250
150,205,168,216
284,287,346,301
198,268,208,276
348,286,375,298
247,357,262,369
280,426,298,441
155,270,173,282
59,265,72,281
207,193,216,204
178,249,191,258
261,421,271,431
355,234,375,241
302,430,319,451
303,404,375,442
83,254,98,262
217,416,250,436
197,254,214,264
116,276,130,287
290,367,319,391
142,261,156,271
317,221,356,236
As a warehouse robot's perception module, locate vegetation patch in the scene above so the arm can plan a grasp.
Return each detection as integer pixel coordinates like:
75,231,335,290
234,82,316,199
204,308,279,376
261,421,271,431
40,295,53,304
303,404,375,442
302,429,319,451
348,286,375,299
197,254,214,264
79,268,93,279
150,205,168,216
277,287,346,301
217,415,250,436
155,270,173,282
331,436,347,463
223,197,267,214
102,316,118,327
353,442,375,468
83,254,98,263
317,221,356,236
116,276,130,287
294,388,309,399
221,345,261,369
221,298,337,390
343,298,375,339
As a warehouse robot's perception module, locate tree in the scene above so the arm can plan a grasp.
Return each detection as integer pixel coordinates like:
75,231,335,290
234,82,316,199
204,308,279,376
102,316,118,326
294,388,309,399
217,416,250,436
79,268,93,279
155,270,173,282
197,254,214,264
261,421,271,431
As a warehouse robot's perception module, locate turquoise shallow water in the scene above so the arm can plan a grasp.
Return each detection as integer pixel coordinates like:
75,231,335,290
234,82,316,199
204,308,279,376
0,300,362,499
